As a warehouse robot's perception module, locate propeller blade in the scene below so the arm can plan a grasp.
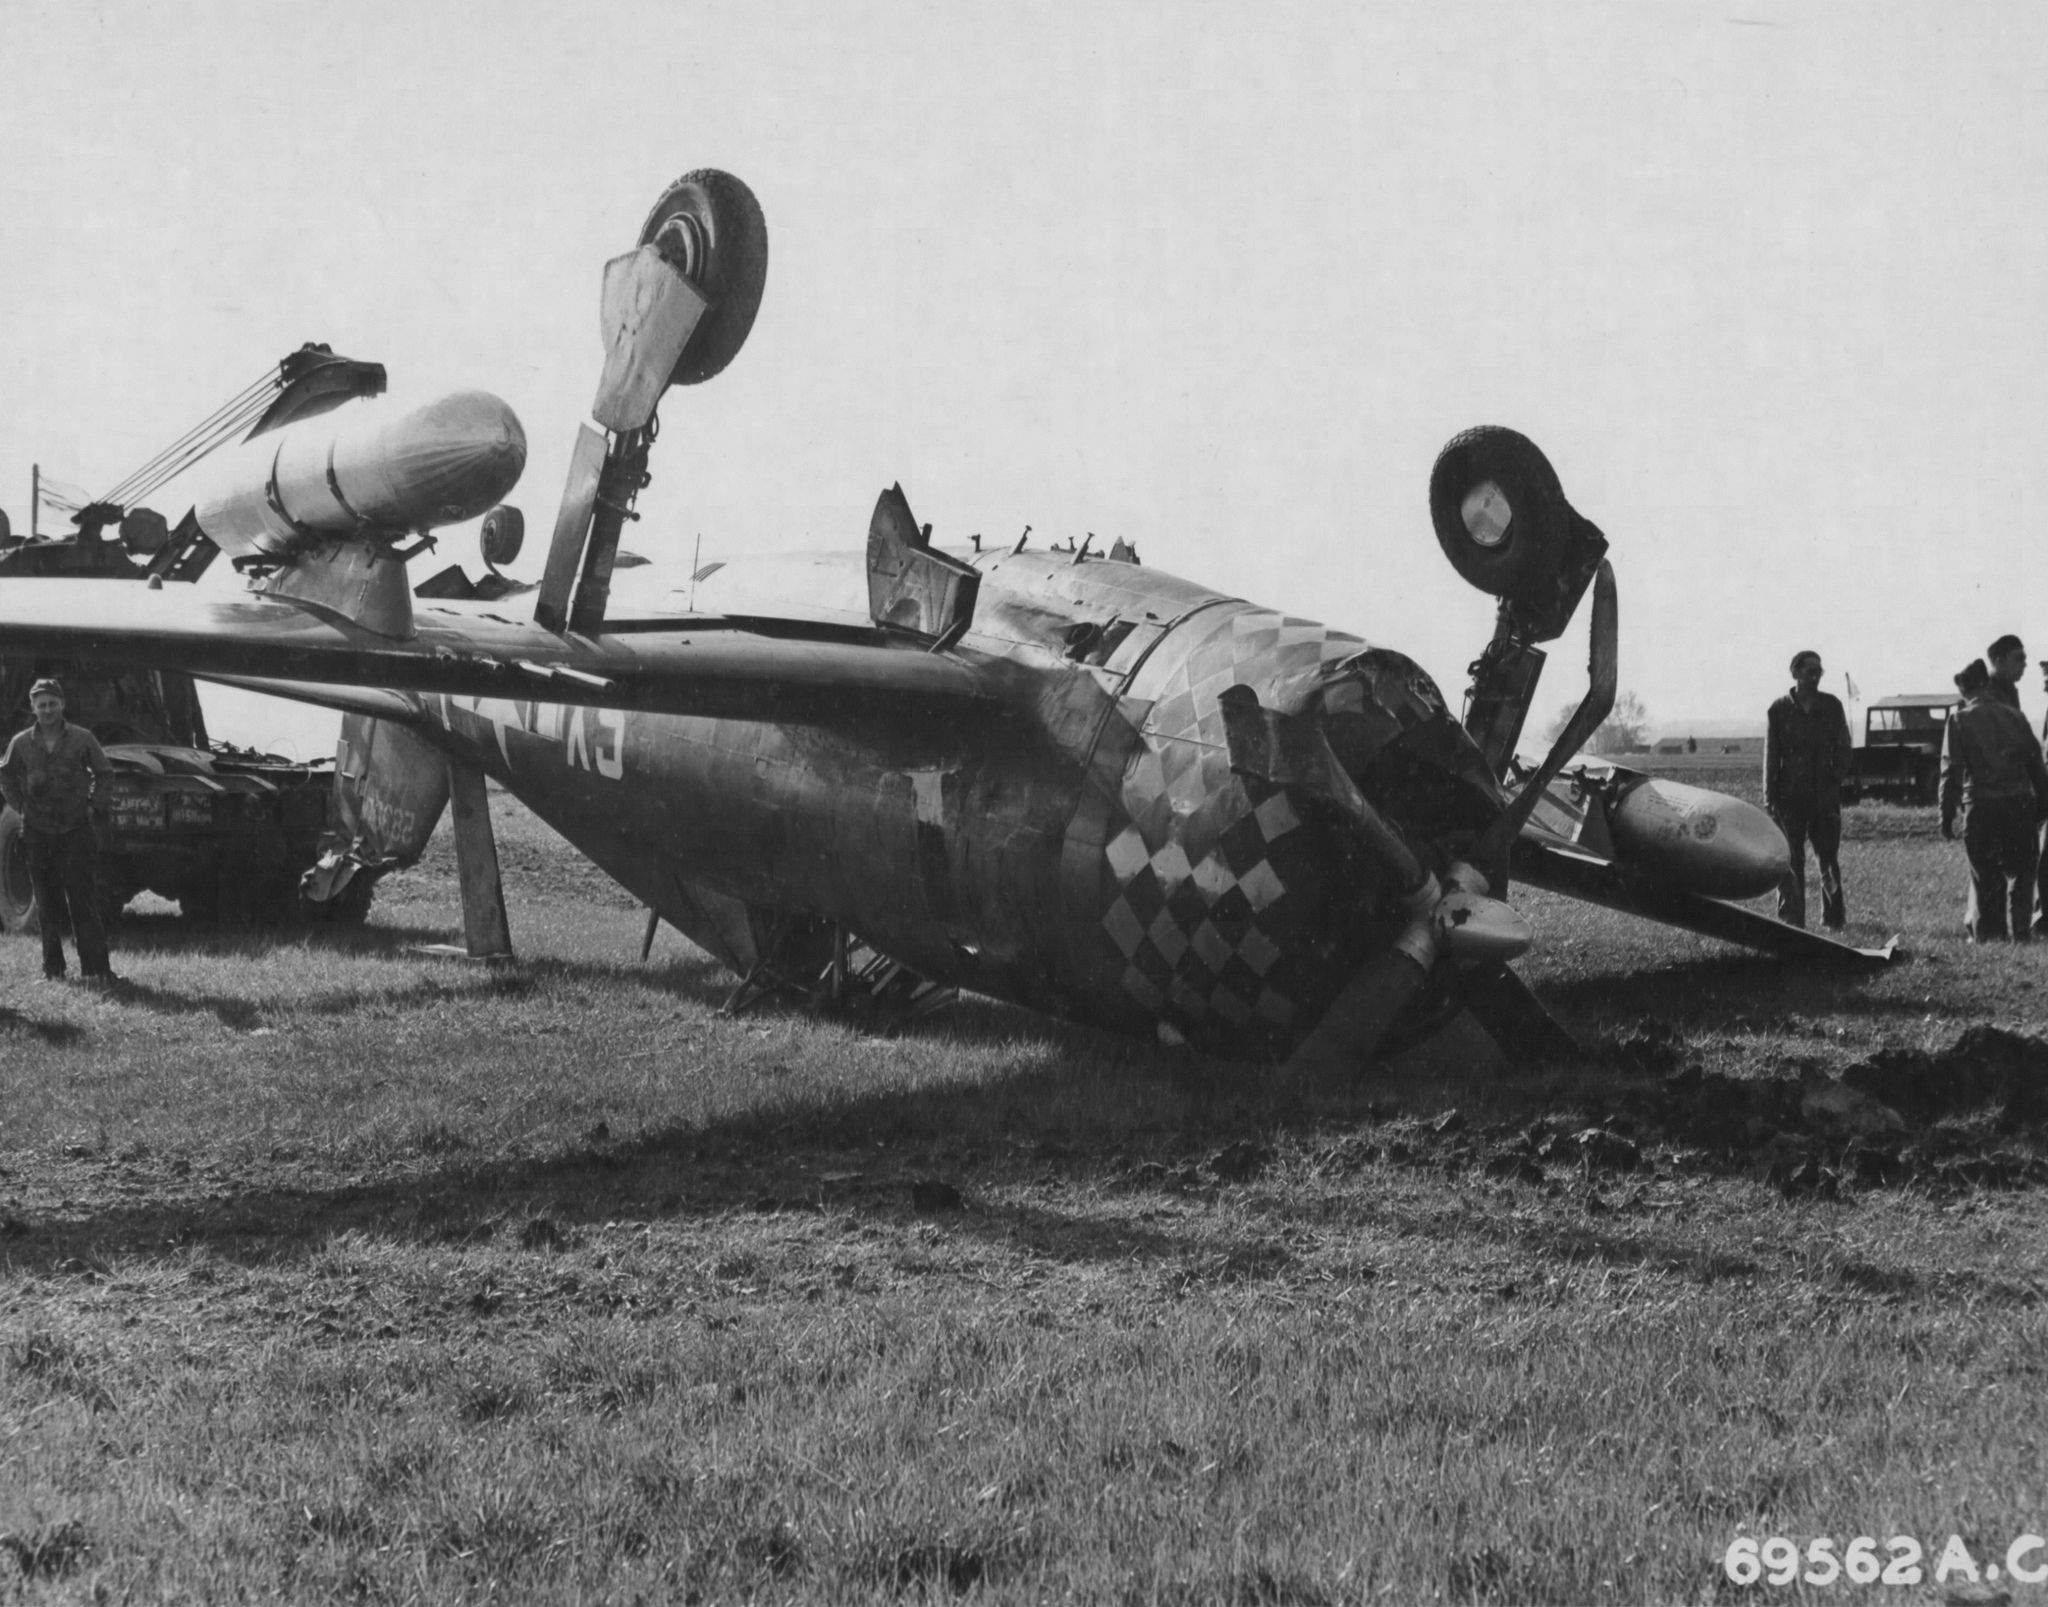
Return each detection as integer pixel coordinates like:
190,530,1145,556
1284,945,1435,1083
1217,684,1428,892
1454,960,1580,1061
1283,863,1531,1079
1215,684,1548,1076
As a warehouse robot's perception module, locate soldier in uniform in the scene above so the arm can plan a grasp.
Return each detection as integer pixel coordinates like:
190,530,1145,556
1939,658,2048,942
1764,649,1853,929
1987,633,2027,711
0,678,117,981
2031,651,2048,938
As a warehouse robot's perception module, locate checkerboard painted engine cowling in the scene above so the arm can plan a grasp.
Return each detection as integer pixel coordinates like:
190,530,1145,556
1065,601,1443,1057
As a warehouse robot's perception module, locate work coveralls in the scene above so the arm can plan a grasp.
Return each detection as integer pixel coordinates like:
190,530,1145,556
1763,687,1852,928
2036,703,2048,937
1938,693,2048,942
0,719,115,977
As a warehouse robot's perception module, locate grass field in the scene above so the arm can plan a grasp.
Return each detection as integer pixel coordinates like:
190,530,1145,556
2,778,2045,1603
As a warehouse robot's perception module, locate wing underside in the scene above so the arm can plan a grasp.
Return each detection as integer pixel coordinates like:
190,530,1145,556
0,579,994,723
1512,833,1896,965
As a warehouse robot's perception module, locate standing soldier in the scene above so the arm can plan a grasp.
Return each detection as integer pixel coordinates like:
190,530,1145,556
2037,653,2048,938
1939,658,2048,942
0,678,117,981
1987,633,2028,711
1764,649,1853,929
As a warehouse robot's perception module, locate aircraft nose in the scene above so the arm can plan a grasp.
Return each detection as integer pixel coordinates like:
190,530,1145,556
1607,778,1790,901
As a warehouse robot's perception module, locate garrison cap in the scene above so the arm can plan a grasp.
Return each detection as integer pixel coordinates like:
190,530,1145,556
1988,633,2025,660
28,678,64,700
1956,659,1990,695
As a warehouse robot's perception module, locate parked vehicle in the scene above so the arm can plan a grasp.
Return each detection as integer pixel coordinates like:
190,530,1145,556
1846,694,1957,805
0,529,352,931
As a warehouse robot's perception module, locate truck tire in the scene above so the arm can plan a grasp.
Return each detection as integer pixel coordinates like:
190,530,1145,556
98,883,130,930
0,807,39,935
178,879,220,925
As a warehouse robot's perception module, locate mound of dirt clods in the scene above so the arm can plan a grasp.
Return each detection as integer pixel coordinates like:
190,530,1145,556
1656,1024,2048,1195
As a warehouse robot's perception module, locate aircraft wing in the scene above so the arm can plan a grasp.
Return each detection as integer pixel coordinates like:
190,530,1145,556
0,579,995,723
1511,831,1896,966
201,676,427,723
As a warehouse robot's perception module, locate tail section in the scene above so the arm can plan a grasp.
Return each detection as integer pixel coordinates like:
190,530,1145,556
301,712,452,915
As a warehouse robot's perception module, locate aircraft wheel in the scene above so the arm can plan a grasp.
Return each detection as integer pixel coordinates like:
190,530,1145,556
1429,426,1570,604
638,168,769,387
0,808,39,935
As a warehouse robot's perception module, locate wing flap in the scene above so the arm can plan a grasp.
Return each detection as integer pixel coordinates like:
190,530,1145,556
203,675,425,723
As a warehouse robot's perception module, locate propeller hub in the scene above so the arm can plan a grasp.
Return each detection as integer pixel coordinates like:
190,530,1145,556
1431,888,1533,962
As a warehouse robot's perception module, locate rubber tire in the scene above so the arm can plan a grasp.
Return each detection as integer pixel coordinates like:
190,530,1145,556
98,882,130,930
178,881,220,925
638,168,769,387
1428,426,1570,604
0,807,38,935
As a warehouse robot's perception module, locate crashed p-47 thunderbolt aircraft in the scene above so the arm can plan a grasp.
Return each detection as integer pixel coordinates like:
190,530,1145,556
0,168,1889,1075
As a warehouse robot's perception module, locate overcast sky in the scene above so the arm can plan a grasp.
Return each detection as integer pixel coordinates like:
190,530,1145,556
3,0,2042,752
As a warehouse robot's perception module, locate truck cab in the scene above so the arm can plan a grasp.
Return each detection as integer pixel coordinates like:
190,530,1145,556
1849,694,1958,805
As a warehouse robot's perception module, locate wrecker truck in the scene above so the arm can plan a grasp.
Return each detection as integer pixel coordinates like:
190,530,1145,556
0,346,398,934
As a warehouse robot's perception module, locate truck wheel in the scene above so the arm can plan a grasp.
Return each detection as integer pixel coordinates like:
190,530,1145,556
0,808,39,935
98,884,130,929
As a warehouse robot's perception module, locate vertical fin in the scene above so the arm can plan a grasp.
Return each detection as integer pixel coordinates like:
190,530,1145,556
865,484,979,641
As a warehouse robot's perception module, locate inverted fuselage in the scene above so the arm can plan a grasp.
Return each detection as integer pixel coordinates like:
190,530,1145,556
399,547,1500,1058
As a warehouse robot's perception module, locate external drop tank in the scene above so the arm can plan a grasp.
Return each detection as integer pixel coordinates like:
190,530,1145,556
189,391,527,561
